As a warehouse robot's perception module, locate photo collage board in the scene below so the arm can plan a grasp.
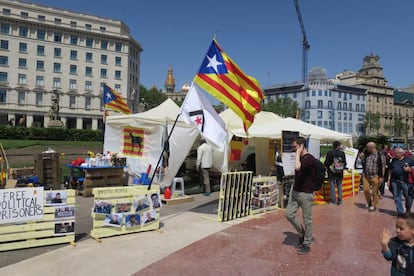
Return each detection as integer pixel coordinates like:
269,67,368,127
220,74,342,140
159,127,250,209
45,190,76,236
93,189,162,230
251,176,279,214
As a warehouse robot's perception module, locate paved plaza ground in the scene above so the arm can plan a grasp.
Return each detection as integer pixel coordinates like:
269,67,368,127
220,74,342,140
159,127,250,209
0,190,397,276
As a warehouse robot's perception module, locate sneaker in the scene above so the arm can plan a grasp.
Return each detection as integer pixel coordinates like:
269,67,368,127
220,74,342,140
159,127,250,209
298,245,310,255
202,192,210,196
337,202,342,206
328,202,336,206
369,206,376,212
295,236,304,248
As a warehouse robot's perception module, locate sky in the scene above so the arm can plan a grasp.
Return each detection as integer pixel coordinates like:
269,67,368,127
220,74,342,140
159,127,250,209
27,0,414,90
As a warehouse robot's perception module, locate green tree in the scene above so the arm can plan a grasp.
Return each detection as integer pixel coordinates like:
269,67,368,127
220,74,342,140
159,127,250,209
363,112,381,135
139,85,167,110
393,118,408,138
262,98,301,118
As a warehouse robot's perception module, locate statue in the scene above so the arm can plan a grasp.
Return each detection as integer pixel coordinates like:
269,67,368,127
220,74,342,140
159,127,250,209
47,90,63,128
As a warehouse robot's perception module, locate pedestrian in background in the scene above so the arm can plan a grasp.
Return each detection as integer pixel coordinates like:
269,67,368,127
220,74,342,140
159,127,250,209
197,139,213,196
324,141,347,206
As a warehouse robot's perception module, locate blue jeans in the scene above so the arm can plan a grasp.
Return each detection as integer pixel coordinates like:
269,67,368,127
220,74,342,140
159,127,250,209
328,172,343,204
391,181,410,214
285,190,314,246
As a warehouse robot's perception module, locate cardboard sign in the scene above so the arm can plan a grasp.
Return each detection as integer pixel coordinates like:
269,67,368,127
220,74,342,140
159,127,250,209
0,187,44,224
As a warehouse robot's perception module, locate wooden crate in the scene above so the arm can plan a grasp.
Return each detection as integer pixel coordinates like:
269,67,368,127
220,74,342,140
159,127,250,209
0,189,76,251
35,153,60,190
78,167,125,197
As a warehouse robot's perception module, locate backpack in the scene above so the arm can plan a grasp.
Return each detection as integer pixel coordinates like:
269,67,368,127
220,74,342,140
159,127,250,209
314,159,326,191
330,156,345,174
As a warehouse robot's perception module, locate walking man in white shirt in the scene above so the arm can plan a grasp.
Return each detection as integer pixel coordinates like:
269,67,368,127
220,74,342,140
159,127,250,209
197,139,213,196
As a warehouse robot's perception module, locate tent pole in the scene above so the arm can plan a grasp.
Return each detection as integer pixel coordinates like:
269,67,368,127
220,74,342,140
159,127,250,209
147,114,180,190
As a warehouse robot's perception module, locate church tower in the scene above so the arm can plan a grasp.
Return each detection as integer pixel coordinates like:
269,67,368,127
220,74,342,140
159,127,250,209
164,66,176,93
358,53,387,86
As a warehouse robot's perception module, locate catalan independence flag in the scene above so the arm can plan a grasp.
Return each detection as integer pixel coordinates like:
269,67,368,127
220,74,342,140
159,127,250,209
194,39,264,131
103,84,131,114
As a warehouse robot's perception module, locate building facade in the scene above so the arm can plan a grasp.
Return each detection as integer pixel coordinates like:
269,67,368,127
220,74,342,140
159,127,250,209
162,66,189,104
0,0,142,129
264,67,367,137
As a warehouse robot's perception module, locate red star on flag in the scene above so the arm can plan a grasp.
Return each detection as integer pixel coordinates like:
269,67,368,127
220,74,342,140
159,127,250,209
195,116,203,125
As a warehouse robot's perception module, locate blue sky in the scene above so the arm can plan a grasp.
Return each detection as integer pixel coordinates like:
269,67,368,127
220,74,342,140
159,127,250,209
28,0,414,90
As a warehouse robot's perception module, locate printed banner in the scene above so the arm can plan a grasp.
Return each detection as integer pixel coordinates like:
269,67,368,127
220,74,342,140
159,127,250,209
123,127,146,157
0,187,44,224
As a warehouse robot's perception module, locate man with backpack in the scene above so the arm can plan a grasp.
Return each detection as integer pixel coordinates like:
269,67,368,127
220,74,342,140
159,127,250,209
324,141,347,206
285,137,317,255
362,142,386,212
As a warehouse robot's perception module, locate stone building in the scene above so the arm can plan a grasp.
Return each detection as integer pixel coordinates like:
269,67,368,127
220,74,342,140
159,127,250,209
0,0,141,129
162,66,189,104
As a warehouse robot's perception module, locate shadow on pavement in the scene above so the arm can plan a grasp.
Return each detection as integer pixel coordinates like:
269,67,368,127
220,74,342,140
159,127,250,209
282,231,299,246
190,199,219,215
353,202,367,209
378,208,396,217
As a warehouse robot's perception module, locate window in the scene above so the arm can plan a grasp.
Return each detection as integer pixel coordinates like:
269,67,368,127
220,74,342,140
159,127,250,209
317,111,322,119
357,95,360,101
36,92,42,106
343,93,347,101
36,76,44,86
343,123,348,133
312,91,316,96
0,72,7,83
37,45,45,56
101,40,108,50
349,123,353,133
70,21,77,27
305,100,310,108
115,42,122,52
324,121,328,128
356,104,360,112
54,33,62,43
338,112,341,120
306,91,309,97
305,111,310,119
344,113,347,120
328,111,332,120
100,68,107,78
54,18,61,24
86,38,93,47
19,26,28,37
343,102,347,110
338,122,342,132
318,90,322,96
37,29,45,40
0,40,8,50
85,67,92,76
318,121,322,127
349,103,352,111
101,55,107,64
85,96,91,110
19,43,27,53
3,9,10,15
70,50,77,60
53,63,61,72
100,26,106,32
18,91,25,105
36,60,44,70
0,56,8,66
324,90,328,96
21,12,28,18
318,100,323,108
349,113,352,120
38,15,45,22
115,71,121,79
0,89,7,103
337,102,342,110
115,57,122,66
70,35,78,45
349,94,352,99
338,92,342,98
86,52,93,62
69,79,77,89
85,24,92,30
85,81,92,90
54,48,61,57
114,84,121,92
328,101,332,108
293,92,297,99
1,23,9,34
53,78,61,88
70,64,77,74
18,58,27,68
18,74,26,85
69,95,76,109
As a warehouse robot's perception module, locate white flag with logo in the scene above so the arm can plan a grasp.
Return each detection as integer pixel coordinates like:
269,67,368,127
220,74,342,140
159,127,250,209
180,83,226,149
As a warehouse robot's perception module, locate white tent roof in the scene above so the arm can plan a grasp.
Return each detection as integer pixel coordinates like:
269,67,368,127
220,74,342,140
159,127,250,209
230,116,352,145
219,108,281,131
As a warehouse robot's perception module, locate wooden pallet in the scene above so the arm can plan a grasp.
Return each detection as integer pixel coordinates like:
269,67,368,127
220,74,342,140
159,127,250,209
161,195,194,205
0,189,76,251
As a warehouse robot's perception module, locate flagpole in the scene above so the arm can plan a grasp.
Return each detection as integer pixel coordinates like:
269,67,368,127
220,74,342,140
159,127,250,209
147,114,180,190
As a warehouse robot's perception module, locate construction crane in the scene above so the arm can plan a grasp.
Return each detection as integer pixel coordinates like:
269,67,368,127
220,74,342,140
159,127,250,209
293,0,310,83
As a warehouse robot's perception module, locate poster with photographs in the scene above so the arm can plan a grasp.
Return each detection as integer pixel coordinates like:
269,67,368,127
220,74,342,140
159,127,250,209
93,201,113,215
141,209,157,225
45,191,67,206
54,221,75,236
150,193,162,209
54,205,75,219
125,214,141,228
104,213,123,227
115,202,132,213
251,177,279,214
133,195,150,213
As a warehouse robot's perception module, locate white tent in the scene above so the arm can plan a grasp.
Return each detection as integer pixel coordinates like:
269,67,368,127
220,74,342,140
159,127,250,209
104,99,200,187
220,108,281,131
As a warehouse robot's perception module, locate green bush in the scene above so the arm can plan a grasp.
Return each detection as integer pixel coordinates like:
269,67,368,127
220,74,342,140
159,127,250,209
0,126,102,141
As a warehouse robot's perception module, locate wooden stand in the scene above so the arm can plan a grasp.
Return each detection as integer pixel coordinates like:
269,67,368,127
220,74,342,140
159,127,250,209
77,167,125,197
35,153,60,190
161,195,194,205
